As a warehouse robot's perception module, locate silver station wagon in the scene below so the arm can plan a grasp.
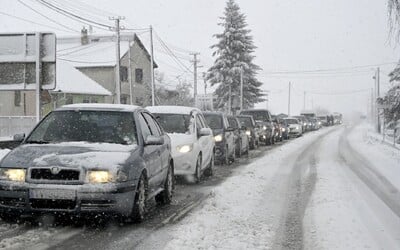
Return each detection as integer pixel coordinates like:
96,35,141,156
0,104,174,221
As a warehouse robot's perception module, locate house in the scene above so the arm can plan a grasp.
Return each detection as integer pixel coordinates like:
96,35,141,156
0,29,156,116
57,29,157,106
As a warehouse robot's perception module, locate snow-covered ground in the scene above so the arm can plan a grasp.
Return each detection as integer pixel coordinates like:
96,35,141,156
142,123,400,249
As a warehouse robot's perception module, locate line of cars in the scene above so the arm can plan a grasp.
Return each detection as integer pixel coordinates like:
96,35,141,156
0,104,334,222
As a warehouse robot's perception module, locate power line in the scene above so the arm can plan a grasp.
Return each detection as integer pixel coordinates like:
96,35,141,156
263,62,398,75
17,0,79,32
0,11,75,33
58,58,115,64
35,0,113,30
58,0,119,18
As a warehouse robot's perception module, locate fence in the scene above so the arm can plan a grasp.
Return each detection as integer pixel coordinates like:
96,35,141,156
0,116,36,138
382,121,400,149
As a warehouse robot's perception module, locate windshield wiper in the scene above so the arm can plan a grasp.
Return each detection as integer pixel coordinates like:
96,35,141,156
25,140,50,144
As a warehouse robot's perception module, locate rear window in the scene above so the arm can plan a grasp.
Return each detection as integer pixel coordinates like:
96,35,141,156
238,117,254,128
241,111,271,122
285,119,299,124
204,114,223,129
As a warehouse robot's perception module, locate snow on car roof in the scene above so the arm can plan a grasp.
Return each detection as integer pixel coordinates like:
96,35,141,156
58,103,141,112
146,105,201,115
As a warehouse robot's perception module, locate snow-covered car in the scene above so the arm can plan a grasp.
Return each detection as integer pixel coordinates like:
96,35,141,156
283,117,303,137
0,104,174,221
146,106,214,182
240,109,275,145
237,115,260,149
227,115,250,157
203,111,236,165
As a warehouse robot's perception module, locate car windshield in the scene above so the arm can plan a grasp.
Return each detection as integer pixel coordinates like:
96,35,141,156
204,114,223,129
285,119,299,124
153,113,192,134
26,111,137,145
227,117,239,129
238,117,254,128
241,111,270,122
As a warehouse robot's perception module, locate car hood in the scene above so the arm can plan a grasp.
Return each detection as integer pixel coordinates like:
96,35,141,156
167,133,194,150
0,142,137,170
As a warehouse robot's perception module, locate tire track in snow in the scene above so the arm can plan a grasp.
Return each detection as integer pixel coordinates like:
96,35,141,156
339,127,400,218
274,128,338,250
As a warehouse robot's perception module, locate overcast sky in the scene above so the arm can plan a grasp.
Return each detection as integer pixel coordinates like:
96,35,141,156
1,0,399,116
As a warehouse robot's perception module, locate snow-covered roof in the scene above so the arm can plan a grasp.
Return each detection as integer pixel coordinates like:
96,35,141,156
59,103,141,112
57,41,130,68
51,60,111,96
146,105,201,115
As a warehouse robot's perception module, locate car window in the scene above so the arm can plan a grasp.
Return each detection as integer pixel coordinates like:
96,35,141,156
143,112,161,137
204,114,223,129
196,116,204,130
198,114,207,128
26,111,137,145
153,113,192,134
238,117,253,128
138,113,152,139
241,111,271,122
227,117,238,129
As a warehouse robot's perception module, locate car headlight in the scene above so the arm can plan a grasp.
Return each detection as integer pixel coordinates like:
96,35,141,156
245,130,251,136
0,168,26,182
88,170,111,183
263,125,267,130
214,134,223,142
177,144,193,153
281,128,286,132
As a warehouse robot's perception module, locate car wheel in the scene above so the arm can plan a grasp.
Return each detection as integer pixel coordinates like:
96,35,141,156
245,142,250,156
131,174,147,222
194,155,202,183
229,146,236,164
204,153,214,177
155,164,174,205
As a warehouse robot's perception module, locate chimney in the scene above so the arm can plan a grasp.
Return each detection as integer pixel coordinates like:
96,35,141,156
81,27,89,45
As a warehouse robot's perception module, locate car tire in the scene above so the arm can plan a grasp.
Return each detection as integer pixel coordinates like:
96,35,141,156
229,146,235,164
194,155,202,183
155,164,174,205
131,174,147,222
204,153,214,177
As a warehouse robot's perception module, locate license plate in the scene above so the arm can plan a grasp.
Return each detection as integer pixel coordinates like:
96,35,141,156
29,189,76,200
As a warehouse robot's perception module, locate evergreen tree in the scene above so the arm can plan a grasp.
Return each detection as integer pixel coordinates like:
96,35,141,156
206,0,264,112
382,66,400,123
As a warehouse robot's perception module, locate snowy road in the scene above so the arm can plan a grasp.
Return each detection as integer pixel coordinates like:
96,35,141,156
0,123,399,249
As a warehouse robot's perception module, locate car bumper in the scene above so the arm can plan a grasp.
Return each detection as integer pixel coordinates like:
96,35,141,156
214,141,227,162
0,181,136,216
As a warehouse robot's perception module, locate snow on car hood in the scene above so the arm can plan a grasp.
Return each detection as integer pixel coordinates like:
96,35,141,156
167,133,194,154
0,142,137,170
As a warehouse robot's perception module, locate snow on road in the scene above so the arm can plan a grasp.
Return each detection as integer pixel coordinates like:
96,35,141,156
152,128,335,250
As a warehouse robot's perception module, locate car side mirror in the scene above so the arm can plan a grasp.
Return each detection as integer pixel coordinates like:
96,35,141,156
145,135,164,146
199,128,212,137
13,133,25,142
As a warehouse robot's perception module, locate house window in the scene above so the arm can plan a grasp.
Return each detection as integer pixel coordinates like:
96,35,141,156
120,66,128,82
135,68,143,84
83,96,90,103
14,91,21,107
65,95,73,104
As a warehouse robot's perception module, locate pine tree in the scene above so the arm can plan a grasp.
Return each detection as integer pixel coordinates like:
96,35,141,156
382,66,400,124
206,0,264,112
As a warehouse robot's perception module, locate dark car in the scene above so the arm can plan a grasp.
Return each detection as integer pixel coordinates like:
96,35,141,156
0,104,174,222
227,115,250,157
240,109,275,145
278,118,290,140
271,115,283,142
203,112,236,165
294,115,308,132
237,115,259,149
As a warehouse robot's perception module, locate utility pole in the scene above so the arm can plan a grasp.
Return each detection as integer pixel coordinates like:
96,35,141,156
128,40,133,105
150,25,155,106
203,72,207,94
288,82,291,116
371,88,374,121
110,16,125,104
35,32,41,123
191,52,200,100
240,66,244,111
303,91,306,111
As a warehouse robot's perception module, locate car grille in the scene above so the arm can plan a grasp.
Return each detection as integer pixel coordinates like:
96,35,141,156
30,199,76,210
30,168,80,181
0,197,26,208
